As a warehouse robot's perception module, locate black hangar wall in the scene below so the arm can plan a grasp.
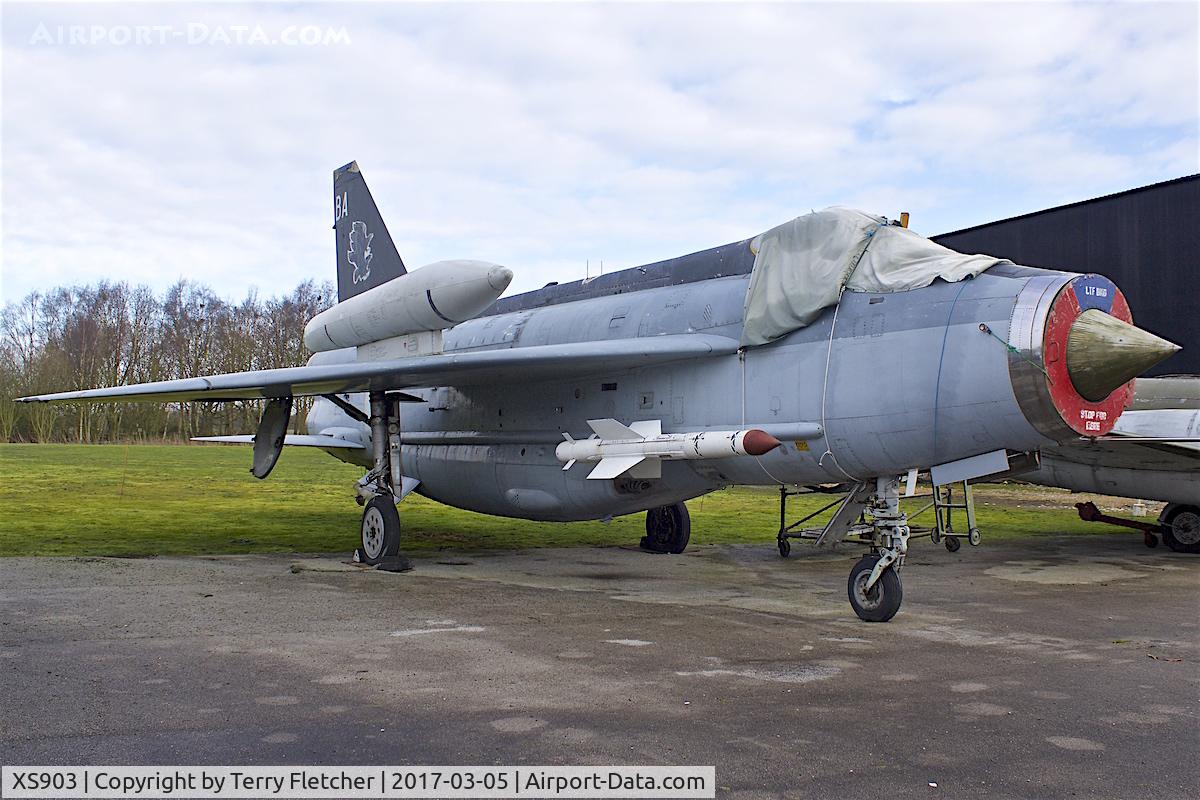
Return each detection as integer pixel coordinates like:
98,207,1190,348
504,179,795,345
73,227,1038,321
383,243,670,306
933,175,1199,376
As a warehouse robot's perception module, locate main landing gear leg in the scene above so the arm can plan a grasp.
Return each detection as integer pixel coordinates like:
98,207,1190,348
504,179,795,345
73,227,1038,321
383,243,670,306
847,476,909,623
355,391,409,571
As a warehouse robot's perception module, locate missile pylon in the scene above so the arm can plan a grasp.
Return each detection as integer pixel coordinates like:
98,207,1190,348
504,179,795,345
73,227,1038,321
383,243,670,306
556,419,783,480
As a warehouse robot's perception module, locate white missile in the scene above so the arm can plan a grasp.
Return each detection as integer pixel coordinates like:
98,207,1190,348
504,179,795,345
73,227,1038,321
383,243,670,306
556,419,783,480
304,259,514,353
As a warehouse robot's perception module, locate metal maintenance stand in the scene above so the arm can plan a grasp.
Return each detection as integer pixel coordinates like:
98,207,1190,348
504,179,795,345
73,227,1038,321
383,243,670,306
776,477,980,556
926,481,981,552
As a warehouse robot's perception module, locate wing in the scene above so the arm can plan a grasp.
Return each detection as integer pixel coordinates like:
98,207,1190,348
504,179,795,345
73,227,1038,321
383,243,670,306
192,434,365,449
1048,438,1200,473
16,334,739,404
1047,409,1200,473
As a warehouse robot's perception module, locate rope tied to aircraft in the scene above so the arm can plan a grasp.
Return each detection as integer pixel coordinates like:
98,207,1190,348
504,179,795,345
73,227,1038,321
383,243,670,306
978,323,1050,379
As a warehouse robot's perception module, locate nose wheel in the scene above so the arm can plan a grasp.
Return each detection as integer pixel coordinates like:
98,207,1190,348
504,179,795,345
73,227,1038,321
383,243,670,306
848,554,903,622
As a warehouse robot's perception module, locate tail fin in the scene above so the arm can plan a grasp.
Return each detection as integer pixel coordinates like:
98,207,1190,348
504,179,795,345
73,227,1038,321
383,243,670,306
333,161,407,301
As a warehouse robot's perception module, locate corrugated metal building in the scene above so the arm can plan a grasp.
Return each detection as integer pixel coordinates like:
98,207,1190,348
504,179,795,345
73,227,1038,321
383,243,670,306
933,174,1200,376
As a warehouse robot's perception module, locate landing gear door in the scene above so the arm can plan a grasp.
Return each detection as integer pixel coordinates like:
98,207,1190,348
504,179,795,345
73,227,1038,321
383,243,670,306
251,397,293,479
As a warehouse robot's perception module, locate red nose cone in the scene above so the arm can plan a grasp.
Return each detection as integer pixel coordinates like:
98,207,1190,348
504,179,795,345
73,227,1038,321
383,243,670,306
742,429,782,456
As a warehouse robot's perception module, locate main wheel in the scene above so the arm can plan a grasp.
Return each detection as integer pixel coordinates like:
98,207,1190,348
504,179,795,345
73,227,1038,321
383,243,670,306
1162,506,1200,554
847,554,903,622
641,503,691,554
944,535,961,553
360,495,401,565
778,537,791,558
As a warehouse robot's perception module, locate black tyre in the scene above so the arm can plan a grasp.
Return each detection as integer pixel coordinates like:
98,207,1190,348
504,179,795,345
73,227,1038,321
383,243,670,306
642,503,691,554
360,495,401,565
778,537,791,558
847,554,903,623
944,535,961,553
1162,506,1200,554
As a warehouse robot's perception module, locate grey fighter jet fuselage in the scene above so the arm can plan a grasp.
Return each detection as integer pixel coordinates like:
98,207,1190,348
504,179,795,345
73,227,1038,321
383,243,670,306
306,262,1129,523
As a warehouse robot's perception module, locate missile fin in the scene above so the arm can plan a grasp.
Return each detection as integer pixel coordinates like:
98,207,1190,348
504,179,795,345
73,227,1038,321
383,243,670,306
586,455,646,480
562,459,576,472
588,418,642,440
629,419,662,438
627,457,662,480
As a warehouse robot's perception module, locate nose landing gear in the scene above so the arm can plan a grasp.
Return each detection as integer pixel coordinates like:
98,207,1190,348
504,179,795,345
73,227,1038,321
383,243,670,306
775,477,914,622
849,477,910,623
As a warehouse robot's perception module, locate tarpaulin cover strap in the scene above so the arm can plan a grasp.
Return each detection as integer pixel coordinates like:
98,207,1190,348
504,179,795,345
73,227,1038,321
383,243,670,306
740,207,1008,346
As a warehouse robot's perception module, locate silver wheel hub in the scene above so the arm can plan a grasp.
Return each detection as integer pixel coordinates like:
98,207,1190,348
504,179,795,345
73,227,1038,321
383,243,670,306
362,507,386,559
1173,512,1200,545
852,571,882,611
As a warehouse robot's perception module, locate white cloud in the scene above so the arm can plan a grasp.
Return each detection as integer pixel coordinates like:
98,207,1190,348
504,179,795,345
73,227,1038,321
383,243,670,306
1,1,1196,304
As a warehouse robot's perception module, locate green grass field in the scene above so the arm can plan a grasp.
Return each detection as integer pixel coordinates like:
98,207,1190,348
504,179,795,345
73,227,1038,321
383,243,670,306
0,444,1112,557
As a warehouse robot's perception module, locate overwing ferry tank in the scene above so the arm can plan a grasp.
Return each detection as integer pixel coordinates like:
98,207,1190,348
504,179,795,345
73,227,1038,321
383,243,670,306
304,259,514,352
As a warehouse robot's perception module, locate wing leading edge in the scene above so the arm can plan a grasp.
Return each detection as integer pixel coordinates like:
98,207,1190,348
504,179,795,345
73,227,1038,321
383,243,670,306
192,434,365,449
1048,407,1200,473
16,335,740,404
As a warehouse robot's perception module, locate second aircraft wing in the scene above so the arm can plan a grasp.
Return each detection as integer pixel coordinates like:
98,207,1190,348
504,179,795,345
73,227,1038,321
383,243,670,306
1046,409,1200,473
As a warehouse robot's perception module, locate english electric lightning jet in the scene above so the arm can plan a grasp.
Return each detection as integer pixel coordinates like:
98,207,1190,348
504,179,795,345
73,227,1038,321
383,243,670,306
1026,376,1200,552
19,162,1181,621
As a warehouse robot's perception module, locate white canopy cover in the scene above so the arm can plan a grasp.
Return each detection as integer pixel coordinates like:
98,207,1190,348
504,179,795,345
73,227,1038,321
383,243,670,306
740,207,1007,346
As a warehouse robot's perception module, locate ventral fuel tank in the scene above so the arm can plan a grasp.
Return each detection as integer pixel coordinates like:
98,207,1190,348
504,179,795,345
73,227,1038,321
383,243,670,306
304,259,513,352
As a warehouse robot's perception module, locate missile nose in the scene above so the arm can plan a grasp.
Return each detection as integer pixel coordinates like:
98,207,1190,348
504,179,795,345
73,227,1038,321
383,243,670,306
488,266,514,292
742,429,782,456
1066,309,1181,401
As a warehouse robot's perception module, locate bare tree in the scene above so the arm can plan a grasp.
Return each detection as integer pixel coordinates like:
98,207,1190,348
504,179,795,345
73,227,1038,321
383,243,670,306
1,277,339,443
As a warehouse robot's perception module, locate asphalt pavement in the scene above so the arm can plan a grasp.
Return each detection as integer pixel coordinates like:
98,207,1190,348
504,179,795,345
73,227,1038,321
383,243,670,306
1,534,1197,799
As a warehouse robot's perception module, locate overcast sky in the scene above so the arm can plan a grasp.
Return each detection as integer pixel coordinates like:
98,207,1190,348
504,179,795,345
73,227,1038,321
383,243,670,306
2,1,1196,305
